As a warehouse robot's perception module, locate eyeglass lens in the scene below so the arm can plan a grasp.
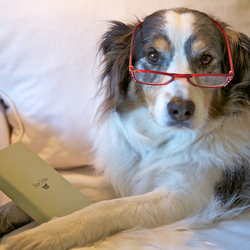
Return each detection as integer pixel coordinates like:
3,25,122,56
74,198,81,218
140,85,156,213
134,72,229,87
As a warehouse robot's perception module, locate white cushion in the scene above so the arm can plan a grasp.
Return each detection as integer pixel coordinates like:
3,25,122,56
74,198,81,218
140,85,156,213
0,0,249,169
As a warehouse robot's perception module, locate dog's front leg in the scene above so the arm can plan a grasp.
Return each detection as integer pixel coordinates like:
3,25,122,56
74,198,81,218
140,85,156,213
2,189,198,250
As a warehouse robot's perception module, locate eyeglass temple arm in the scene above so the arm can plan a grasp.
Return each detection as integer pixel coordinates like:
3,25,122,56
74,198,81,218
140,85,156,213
212,19,234,75
129,22,144,72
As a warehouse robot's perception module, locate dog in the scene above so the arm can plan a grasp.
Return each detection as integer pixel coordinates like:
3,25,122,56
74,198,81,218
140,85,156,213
1,7,250,250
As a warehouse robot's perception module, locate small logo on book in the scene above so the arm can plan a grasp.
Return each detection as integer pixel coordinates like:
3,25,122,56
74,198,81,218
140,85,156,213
42,183,50,190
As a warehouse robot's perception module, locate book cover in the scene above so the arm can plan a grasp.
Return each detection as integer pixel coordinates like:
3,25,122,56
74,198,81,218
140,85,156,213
0,142,92,224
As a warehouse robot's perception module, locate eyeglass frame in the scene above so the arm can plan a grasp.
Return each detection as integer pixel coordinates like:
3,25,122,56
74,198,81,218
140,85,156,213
129,19,234,88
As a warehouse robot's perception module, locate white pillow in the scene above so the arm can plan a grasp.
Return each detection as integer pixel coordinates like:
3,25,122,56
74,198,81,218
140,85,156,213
0,0,249,168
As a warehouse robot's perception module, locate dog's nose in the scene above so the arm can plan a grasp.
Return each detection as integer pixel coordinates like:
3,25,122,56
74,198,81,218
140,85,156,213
167,98,195,122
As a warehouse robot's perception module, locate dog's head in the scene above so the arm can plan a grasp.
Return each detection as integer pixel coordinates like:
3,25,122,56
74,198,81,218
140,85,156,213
99,8,250,130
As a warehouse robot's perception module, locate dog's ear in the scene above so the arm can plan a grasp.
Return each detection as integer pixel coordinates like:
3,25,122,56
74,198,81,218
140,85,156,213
226,29,250,85
222,28,250,103
98,21,139,118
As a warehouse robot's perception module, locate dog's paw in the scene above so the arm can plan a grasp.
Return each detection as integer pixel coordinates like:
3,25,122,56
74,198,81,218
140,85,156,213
3,218,82,250
0,202,32,236
3,226,61,250
0,204,15,236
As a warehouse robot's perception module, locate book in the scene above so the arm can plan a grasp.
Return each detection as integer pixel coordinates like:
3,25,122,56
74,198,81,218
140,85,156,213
0,141,92,224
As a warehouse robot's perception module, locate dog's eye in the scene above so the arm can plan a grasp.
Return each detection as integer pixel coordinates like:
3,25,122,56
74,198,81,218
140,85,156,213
200,54,212,65
147,51,160,63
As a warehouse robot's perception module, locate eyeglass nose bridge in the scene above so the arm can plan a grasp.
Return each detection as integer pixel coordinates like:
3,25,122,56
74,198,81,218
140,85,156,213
168,74,193,85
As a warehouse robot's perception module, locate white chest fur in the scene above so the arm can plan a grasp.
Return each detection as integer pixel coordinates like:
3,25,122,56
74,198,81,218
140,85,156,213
93,108,250,198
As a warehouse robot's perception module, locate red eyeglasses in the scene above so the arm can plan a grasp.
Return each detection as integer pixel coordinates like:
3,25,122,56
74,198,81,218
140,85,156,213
129,19,234,88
